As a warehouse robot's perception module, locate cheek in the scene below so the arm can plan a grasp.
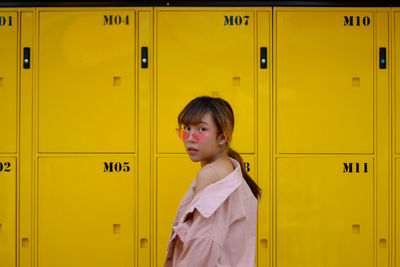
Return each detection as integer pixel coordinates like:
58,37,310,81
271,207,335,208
182,131,190,140
197,134,216,145
194,132,207,142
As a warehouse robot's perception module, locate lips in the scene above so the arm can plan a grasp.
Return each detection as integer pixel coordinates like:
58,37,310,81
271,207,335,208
187,149,198,155
187,147,199,154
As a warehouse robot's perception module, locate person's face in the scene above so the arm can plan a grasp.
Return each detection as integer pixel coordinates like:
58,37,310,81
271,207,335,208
177,113,225,161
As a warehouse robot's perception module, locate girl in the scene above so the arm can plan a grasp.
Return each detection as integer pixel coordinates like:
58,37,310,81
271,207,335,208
164,96,261,267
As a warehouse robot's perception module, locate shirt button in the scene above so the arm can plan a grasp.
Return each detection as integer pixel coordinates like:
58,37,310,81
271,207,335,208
167,257,172,261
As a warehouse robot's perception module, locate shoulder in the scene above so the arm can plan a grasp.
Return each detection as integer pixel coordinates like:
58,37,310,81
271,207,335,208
195,164,219,193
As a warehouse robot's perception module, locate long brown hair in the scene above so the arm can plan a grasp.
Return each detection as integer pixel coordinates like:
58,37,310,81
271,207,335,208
177,96,261,200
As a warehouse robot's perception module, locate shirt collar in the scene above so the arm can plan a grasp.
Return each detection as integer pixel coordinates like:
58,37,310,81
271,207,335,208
186,156,243,218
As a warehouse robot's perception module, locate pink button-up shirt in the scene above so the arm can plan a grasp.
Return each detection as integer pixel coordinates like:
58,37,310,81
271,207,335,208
164,156,258,267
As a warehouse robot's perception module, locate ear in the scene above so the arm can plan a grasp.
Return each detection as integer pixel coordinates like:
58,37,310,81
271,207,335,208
217,131,227,143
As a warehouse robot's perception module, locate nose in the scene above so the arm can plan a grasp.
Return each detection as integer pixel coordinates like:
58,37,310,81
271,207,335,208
187,129,195,141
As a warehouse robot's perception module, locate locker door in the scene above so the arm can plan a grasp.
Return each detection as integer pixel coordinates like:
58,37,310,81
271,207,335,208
0,158,16,267
156,157,198,266
276,11,374,153
395,10,400,267
38,11,135,153
396,159,400,267
38,157,135,267
395,11,400,154
0,12,17,153
156,8,256,154
156,155,256,267
277,157,373,267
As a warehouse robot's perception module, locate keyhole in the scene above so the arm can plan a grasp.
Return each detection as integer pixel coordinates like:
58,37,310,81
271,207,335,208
244,162,250,172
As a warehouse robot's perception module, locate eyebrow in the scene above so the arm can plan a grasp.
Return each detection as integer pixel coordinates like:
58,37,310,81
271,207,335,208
199,121,209,125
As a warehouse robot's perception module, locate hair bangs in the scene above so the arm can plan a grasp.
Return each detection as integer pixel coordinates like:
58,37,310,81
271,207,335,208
178,100,212,128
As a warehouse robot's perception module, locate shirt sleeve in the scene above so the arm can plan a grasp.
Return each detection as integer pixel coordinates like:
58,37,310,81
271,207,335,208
175,236,221,267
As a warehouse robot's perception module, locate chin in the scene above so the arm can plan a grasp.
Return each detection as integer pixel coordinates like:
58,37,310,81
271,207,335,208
188,154,201,161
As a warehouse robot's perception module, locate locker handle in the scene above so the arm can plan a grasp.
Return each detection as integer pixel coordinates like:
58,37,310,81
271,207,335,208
22,238,29,247
141,47,148,68
260,47,267,69
140,238,148,248
379,47,386,69
23,47,30,69
260,238,268,248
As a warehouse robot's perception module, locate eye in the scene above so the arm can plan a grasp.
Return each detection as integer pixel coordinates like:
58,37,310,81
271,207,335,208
199,127,207,131
183,125,190,131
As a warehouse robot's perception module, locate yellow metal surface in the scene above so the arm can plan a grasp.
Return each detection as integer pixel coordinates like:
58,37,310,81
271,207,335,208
375,11,390,267
277,157,374,267
275,10,374,154
38,156,135,267
0,5,396,267
395,9,400,267
137,9,152,267
156,8,256,154
20,11,34,267
396,159,400,267
0,12,18,153
395,11,400,154
256,10,271,267
154,7,270,267
155,156,198,266
0,158,16,267
273,7,390,267
38,10,136,153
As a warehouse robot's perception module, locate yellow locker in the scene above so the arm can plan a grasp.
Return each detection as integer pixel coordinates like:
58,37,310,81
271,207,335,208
155,155,255,267
396,9,400,267
38,157,135,266
276,157,373,267
0,12,18,153
38,10,136,153
275,10,374,154
396,159,400,267
155,157,198,266
0,158,16,267
395,11,400,154
155,8,257,154
274,7,389,267
137,9,152,267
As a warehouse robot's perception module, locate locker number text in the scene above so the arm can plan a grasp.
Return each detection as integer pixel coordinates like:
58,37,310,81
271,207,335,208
104,15,130,25
224,15,249,26
0,16,12,26
343,162,368,173
104,161,131,172
344,16,370,26
0,162,11,172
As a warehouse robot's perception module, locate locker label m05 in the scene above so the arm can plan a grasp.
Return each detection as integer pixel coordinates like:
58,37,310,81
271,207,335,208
103,161,131,172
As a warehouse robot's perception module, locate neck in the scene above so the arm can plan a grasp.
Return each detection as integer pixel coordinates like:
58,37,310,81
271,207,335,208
200,151,230,167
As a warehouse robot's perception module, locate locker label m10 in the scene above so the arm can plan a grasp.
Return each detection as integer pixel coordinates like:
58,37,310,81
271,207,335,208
344,16,371,26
